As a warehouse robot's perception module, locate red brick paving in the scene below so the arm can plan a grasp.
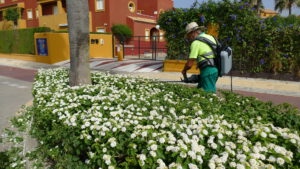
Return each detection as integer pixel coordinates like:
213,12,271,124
0,65,37,82
234,90,300,109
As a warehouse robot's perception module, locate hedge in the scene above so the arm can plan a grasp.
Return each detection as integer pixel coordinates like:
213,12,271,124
0,27,51,54
157,1,300,76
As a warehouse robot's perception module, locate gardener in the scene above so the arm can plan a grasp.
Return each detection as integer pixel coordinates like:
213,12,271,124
181,22,219,93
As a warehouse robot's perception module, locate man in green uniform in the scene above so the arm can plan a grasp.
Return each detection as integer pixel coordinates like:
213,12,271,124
182,22,218,93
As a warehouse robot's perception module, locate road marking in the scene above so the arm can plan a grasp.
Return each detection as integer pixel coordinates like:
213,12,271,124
0,81,28,89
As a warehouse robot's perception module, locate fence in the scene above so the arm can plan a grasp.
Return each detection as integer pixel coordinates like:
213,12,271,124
120,36,167,60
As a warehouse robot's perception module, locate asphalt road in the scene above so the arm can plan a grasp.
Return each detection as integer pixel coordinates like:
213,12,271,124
0,75,33,133
0,66,36,134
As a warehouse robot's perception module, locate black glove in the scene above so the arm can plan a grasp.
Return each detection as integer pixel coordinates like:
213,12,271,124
181,77,190,83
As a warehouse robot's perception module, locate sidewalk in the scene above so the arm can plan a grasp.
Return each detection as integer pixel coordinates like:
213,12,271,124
0,57,299,108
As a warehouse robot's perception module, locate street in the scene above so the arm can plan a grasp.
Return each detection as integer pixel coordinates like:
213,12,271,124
0,66,36,133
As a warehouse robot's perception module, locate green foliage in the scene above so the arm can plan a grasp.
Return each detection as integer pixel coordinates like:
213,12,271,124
111,24,133,44
4,8,19,25
0,152,9,169
0,27,51,54
158,1,300,76
25,69,300,168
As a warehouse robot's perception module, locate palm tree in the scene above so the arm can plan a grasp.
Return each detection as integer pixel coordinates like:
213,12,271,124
66,0,91,86
274,0,300,15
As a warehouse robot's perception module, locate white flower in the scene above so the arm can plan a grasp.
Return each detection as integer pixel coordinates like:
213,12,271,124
150,144,158,151
187,151,196,159
89,152,95,158
180,152,187,158
110,141,117,147
269,134,277,139
208,162,216,169
150,151,157,157
229,162,236,167
196,110,203,115
290,139,296,144
139,154,146,161
276,157,285,165
121,127,126,132
188,163,198,169
202,129,208,135
142,131,148,137
249,159,257,166
131,133,136,139
260,132,267,138
11,163,17,168
103,154,111,165
242,145,249,152
211,143,218,149
159,138,165,144
268,156,276,163
236,164,245,169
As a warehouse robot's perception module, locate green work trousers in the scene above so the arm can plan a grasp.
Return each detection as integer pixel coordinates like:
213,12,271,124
198,66,218,93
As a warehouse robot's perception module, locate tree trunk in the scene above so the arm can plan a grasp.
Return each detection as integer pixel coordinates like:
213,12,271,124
66,0,91,86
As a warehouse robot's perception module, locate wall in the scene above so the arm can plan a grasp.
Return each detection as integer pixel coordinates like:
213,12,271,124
89,0,110,32
24,0,39,28
34,32,113,64
137,0,157,16
157,0,173,14
109,0,138,26
38,13,67,30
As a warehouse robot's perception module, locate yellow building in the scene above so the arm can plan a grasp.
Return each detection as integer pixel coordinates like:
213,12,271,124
260,9,279,18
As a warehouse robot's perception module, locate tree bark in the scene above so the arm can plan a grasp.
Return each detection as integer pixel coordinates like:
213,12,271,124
66,0,91,86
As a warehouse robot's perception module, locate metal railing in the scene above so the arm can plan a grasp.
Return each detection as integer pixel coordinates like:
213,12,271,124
120,36,167,60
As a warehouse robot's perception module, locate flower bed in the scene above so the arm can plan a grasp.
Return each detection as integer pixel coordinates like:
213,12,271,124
26,69,300,168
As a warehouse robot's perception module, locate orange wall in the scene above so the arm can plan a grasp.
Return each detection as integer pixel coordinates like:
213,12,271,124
34,32,114,64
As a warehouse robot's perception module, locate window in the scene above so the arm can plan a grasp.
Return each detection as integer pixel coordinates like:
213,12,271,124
96,0,104,11
128,1,135,13
0,11,3,21
159,32,164,41
27,9,33,19
53,5,58,15
36,8,39,18
0,0,5,3
145,29,150,41
96,27,105,33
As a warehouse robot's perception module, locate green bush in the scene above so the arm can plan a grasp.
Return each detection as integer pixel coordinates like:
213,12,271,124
23,68,300,168
158,1,300,75
111,24,133,44
4,8,19,25
0,27,51,54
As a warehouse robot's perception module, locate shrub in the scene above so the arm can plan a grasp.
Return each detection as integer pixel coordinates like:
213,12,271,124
22,68,300,168
158,1,300,76
4,8,19,26
111,24,133,44
0,27,51,54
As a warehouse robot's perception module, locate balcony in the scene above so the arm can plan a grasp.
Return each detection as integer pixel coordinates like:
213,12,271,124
0,19,26,30
39,13,67,31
